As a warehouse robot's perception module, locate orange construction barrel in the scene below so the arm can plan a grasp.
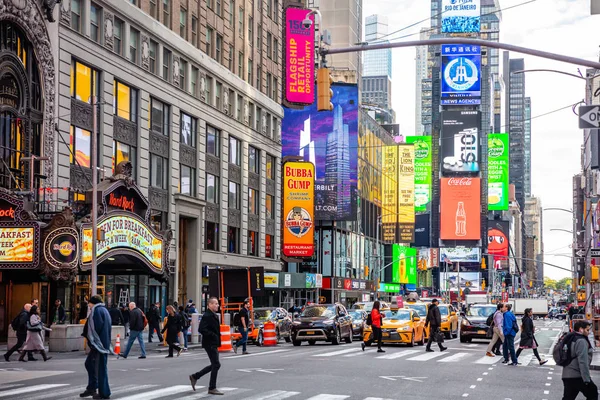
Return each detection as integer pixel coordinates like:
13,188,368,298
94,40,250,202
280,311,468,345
263,321,277,346
218,325,233,352
163,317,168,346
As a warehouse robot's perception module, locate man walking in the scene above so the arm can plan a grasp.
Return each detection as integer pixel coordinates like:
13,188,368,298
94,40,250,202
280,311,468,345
562,320,597,400
486,303,505,357
425,299,447,352
80,295,112,399
4,303,36,362
178,305,190,351
147,302,163,343
189,297,223,395
502,303,518,365
108,304,124,326
120,302,146,359
233,299,250,355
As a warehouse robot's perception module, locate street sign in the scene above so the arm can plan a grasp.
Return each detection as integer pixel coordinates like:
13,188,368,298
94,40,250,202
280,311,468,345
576,249,586,258
591,248,600,257
579,106,600,129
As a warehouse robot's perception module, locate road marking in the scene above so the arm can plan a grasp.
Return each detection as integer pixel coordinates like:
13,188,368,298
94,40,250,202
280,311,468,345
545,383,551,386
313,348,360,357
380,376,427,382
223,349,290,359
0,384,69,398
304,395,349,400
376,350,420,360
461,344,479,347
174,387,237,400
364,398,396,400
474,356,499,365
117,385,193,400
20,386,86,400
438,352,471,363
239,390,301,400
519,354,533,366
462,394,469,397
547,377,552,380
470,385,476,389
344,351,368,357
406,352,447,361
544,391,550,395
549,372,553,375
237,368,284,374
0,385,23,391
477,378,483,382
482,372,488,375
110,385,158,396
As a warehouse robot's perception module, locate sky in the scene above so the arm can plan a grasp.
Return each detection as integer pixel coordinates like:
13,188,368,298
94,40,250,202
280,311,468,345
362,0,600,280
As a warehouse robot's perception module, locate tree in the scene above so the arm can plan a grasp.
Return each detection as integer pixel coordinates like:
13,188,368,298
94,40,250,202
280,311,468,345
544,277,557,290
556,277,573,292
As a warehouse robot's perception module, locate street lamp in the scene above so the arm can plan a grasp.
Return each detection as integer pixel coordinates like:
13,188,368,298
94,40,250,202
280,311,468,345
544,207,574,213
550,228,585,235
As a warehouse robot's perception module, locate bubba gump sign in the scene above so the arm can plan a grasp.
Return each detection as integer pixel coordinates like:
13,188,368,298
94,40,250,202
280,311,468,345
282,161,315,257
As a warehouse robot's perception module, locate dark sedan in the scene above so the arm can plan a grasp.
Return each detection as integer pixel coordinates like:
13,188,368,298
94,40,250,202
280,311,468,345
349,310,367,338
291,303,353,346
254,307,293,345
459,304,497,343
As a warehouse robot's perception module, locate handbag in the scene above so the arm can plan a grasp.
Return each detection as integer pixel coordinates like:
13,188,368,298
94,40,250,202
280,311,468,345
27,320,42,332
434,328,445,343
512,319,519,334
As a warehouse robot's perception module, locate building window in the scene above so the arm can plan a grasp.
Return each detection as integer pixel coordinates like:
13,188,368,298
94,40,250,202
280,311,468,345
71,61,99,104
191,16,198,47
163,0,171,28
113,18,123,56
266,112,272,136
180,112,197,147
238,7,244,38
207,0,214,9
206,173,219,203
206,27,213,57
191,66,199,97
257,25,262,53
90,3,101,43
238,52,243,78
216,0,222,16
206,125,220,157
180,165,195,195
274,0,279,24
248,231,258,256
150,98,170,135
266,73,272,99
273,38,278,64
266,234,274,258
150,153,168,189
256,107,262,131
266,194,274,219
229,136,241,166
228,44,234,71
215,82,222,110
216,34,223,64
249,146,259,174
113,80,137,122
228,89,235,116
256,66,261,91
180,7,187,39
70,126,92,168
229,1,234,24
248,16,253,46
180,59,187,89
162,48,171,81
150,211,166,232
272,116,277,139
149,40,157,74
267,0,272,18
266,33,272,59
206,76,213,105
247,59,252,84
248,188,258,215
272,77,278,100
227,226,240,253
228,181,240,209
129,28,139,64
150,0,158,18
266,154,275,180
248,102,254,128
205,222,219,251
71,0,82,31
236,94,242,121
113,140,136,175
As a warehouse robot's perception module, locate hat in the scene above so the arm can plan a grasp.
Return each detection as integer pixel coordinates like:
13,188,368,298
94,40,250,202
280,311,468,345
188,299,193,303
90,295,103,305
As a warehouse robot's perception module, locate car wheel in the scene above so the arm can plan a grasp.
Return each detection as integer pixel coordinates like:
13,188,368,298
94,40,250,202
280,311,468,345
308,340,316,346
293,340,301,346
257,331,264,346
408,331,415,347
345,329,352,344
460,336,468,343
332,328,341,345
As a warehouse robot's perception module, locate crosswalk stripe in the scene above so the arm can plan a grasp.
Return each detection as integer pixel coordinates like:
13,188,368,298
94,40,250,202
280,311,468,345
519,354,533,366
343,351,368,357
364,398,396,400
240,390,301,400
304,395,349,400
474,356,499,364
0,385,24,391
438,352,471,363
0,384,69,398
111,384,158,395
313,348,361,357
20,386,86,400
407,352,448,361
376,349,421,360
175,387,237,400
117,385,192,400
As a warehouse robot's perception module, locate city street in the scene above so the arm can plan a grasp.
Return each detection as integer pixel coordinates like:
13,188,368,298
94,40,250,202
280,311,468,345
0,319,583,400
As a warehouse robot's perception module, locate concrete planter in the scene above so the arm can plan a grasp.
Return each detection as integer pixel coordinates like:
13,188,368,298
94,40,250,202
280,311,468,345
49,324,85,352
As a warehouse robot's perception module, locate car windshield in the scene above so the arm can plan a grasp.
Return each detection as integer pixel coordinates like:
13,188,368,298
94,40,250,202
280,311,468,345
301,306,336,318
468,306,496,317
439,307,449,316
254,310,272,321
406,304,427,317
388,310,412,321
349,311,363,320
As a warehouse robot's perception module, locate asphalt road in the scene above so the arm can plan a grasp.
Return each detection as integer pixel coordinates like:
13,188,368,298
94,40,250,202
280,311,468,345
0,319,591,400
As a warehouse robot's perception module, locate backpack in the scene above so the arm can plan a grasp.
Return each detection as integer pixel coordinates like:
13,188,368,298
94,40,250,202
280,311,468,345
366,312,372,326
10,314,20,331
486,313,495,327
141,310,148,329
233,312,241,327
553,332,584,366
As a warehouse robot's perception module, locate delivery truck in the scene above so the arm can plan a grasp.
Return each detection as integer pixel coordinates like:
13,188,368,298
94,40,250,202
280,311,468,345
512,298,549,317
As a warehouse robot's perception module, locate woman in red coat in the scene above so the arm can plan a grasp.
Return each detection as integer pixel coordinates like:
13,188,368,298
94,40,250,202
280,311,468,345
362,301,385,353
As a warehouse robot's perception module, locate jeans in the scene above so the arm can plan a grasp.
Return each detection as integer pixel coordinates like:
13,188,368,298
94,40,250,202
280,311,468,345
372,326,383,349
236,328,248,352
192,346,221,390
5,333,34,359
562,378,598,400
148,323,163,342
503,334,517,363
123,330,146,357
486,327,504,353
182,328,189,348
85,348,111,398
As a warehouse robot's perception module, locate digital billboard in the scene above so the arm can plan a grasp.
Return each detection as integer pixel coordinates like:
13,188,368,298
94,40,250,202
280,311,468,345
282,84,359,220
441,0,481,33
441,111,481,174
418,248,439,270
440,247,481,263
441,45,481,105
406,136,432,212
488,133,510,210
487,220,509,267
284,7,315,105
282,161,315,257
440,177,481,240
413,214,430,248
398,144,415,243
441,272,480,291
382,146,399,241
358,120,391,207
392,244,417,285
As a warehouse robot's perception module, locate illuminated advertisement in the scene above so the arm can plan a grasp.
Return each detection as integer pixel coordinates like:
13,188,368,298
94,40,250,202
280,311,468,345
487,220,509,267
382,146,399,242
418,248,439,270
441,45,481,105
282,84,358,220
441,0,481,33
441,111,481,174
406,136,432,212
264,273,279,288
488,133,510,210
440,177,481,240
441,272,480,291
284,7,315,105
0,227,34,262
397,145,415,243
440,247,481,263
359,120,391,207
282,161,315,257
392,245,417,285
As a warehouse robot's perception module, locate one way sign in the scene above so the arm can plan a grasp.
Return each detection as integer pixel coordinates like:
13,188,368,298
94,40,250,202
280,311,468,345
579,105,600,129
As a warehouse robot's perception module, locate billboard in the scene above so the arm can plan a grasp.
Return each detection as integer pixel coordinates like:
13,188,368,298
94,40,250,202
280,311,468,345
0,227,34,262
441,111,481,174
382,146,399,241
418,248,439,270
392,244,417,285
440,247,481,263
397,144,415,243
487,220,509,265
441,0,481,33
413,214,430,248
488,133,510,210
358,120,390,207
282,161,315,257
282,84,359,220
441,45,481,105
406,136,432,212
440,177,481,240
284,7,315,105
441,272,480,291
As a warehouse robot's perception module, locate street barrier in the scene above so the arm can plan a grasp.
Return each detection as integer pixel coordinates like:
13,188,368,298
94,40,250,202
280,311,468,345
218,325,232,352
263,321,277,346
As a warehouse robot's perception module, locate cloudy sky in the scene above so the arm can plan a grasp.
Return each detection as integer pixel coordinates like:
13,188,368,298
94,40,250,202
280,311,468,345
362,0,599,279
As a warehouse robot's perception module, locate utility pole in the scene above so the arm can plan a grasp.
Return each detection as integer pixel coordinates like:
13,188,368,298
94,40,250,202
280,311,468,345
91,95,98,296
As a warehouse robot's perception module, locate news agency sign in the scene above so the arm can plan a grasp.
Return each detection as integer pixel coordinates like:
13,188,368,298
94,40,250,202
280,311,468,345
441,45,481,105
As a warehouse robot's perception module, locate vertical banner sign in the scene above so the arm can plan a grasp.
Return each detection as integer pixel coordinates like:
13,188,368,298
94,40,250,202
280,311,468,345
441,45,481,105
441,0,481,33
283,161,315,257
398,145,415,243
393,244,417,285
406,136,432,212
284,7,315,105
440,177,481,240
382,146,399,242
488,133,509,210
441,111,481,174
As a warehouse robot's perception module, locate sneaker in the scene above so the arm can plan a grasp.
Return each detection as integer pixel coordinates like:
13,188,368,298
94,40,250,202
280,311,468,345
501,359,509,364
79,389,97,398
440,347,447,352
233,345,238,354
242,351,250,355
511,362,520,366
361,343,365,352
184,348,189,352
119,354,127,359
165,355,174,358
486,352,495,357
377,349,385,353
540,360,549,366
426,348,434,352
138,356,146,359
208,389,224,395
189,375,198,391
3,354,9,362
177,348,183,357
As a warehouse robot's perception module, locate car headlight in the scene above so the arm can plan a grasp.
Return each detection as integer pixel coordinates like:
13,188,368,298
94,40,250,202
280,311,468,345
292,321,301,326
323,320,334,325
398,326,411,332
461,319,469,326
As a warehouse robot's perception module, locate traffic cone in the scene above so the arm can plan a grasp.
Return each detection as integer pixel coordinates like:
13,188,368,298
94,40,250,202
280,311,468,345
115,334,121,357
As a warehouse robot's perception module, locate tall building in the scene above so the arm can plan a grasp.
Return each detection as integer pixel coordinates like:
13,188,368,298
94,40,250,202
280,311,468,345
524,196,543,285
524,97,532,197
415,28,430,135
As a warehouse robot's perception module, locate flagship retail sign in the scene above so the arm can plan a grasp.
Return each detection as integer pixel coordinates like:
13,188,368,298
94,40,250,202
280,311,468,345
284,7,315,105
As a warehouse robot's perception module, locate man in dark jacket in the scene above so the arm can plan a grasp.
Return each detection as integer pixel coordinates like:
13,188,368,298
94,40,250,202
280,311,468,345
147,302,163,343
189,297,223,395
234,299,250,355
50,299,66,326
108,304,124,326
4,303,36,362
178,305,190,350
81,295,112,399
120,302,146,359
562,320,597,399
425,299,447,352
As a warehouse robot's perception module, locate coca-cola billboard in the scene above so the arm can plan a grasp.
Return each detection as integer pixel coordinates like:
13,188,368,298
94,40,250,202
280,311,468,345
440,111,481,175
440,177,481,240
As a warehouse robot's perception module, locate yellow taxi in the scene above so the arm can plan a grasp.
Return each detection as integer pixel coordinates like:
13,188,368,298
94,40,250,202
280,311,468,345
438,304,459,339
362,309,425,347
403,302,430,340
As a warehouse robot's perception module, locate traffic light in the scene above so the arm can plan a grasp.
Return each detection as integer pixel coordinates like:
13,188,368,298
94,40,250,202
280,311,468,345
481,258,486,269
317,68,333,111
365,266,369,279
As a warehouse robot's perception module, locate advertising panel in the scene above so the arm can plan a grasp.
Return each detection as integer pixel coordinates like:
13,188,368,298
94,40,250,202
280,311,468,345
441,45,481,105
418,248,439,270
487,220,510,265
441,272,480,291
284,7,315,105
392,245,417,284
282,84,359,220
441,0,481,33
382,146,398,241
398,145,415,243
440,247,481,263
282,161,315,257
488,133,510,210
413,214,430,248
358,119,391,207
264,272,279,288
405,136,432,212
0,227,34,262
440,177,481,240
441,111,481,174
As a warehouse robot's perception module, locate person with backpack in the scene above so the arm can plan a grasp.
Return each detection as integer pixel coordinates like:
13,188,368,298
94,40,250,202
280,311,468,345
178,305,190,351
559,320,597,400
361,300,385,352
516,308,548,366
4,303,36,362
233,299,250,355
18,305,52,362
486,303,505,357
502,303,519,365
119,302,147,359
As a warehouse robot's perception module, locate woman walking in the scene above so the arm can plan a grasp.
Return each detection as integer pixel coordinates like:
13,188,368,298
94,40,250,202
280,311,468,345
516,308,548,366
361,301,385,353
19,305,52,362
161,305,183,358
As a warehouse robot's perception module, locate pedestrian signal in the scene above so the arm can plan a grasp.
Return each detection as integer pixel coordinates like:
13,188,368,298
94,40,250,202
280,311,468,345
317,68,333,111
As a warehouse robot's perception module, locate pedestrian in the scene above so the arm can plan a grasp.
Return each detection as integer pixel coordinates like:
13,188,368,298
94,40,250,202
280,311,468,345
502,303,519,365
108,304,124,326
121,304,130,337
18,305,52,362
233,299,250,355
516,308,548,366
147,302,163,343
50,299,66,326
178,305,190,351
561,320,597,400
4,303,36,362
79,296,89,321
361,300,385,353
425,298,447,352
80,295,113,400
189,297,223,395
185,299,193,314
486,303,505,357
31,298,39,307
119,302,146,359
162,305,183,358
189,303,198,314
